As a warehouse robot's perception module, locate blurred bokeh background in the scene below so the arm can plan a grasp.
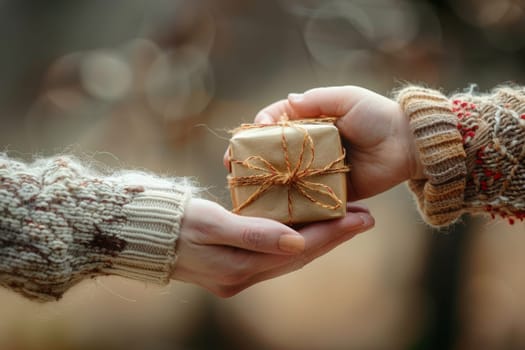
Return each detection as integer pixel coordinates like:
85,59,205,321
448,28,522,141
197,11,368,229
1,0,525,349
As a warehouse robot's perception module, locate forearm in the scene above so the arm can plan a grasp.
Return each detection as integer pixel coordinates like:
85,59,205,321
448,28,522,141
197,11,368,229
0,155,193,301
397,85,525,226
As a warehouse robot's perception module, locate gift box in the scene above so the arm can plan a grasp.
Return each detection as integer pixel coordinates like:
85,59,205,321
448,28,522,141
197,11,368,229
227,119,349,224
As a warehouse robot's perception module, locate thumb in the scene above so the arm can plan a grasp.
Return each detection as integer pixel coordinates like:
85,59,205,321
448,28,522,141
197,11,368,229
287,86,361,118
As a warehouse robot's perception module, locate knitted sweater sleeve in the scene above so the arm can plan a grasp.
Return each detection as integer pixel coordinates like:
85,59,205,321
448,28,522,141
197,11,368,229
0,154,193,301
396,85,525,227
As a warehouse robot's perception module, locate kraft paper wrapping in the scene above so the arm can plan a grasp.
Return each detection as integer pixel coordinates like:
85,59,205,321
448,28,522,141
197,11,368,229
228,121,349,224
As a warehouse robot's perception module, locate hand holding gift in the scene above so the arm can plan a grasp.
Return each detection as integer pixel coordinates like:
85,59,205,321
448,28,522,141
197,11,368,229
223,85,417,225
238,84,525,227
230,86,421,203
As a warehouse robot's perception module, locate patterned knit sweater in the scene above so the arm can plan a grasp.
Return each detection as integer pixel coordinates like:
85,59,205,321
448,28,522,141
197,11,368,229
397,85,525,227
0,155,192,301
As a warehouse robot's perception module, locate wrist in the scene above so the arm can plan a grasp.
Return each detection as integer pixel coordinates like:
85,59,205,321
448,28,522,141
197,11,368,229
408,131,426,181
394,103,426,181
104,178,193,284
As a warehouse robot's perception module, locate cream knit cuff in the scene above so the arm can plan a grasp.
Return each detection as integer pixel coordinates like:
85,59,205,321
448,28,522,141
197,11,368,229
396,86,467,227
103,184,191,284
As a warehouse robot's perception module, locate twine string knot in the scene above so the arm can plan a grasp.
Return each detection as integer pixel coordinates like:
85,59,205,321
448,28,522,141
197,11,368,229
228,119,350,223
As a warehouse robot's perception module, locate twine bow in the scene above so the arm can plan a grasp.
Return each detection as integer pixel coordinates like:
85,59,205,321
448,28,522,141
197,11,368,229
228,119,350,223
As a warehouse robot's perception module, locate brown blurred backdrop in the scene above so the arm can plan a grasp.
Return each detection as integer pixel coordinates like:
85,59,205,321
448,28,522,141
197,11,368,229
1,0,525,349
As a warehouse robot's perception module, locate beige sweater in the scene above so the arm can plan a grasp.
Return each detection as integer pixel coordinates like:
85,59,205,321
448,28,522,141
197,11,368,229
397,85,525,227
0,155,192,301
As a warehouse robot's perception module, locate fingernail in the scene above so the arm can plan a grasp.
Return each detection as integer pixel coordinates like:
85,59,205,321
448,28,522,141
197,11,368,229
288,93,303,103
357,213,374,227
279,234,305,254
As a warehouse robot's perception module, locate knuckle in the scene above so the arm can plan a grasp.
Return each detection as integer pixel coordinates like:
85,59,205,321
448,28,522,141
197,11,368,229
240,228,264,249
303,87,320,96
334,91,353,116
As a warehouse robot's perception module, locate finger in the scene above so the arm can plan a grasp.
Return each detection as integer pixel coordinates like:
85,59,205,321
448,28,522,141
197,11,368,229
254,99,300,123
287,86,364,117
215,214,306,255
345,201,370,214
228,211,375,291
301,214,374,266
223,146,231,172
298,211,374,251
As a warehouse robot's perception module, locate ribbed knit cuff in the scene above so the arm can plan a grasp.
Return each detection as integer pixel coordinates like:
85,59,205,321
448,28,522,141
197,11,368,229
396,86,467,227
103,185,191,284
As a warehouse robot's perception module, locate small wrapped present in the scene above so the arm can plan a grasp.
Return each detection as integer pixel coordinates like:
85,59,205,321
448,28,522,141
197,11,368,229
227,119,349,224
